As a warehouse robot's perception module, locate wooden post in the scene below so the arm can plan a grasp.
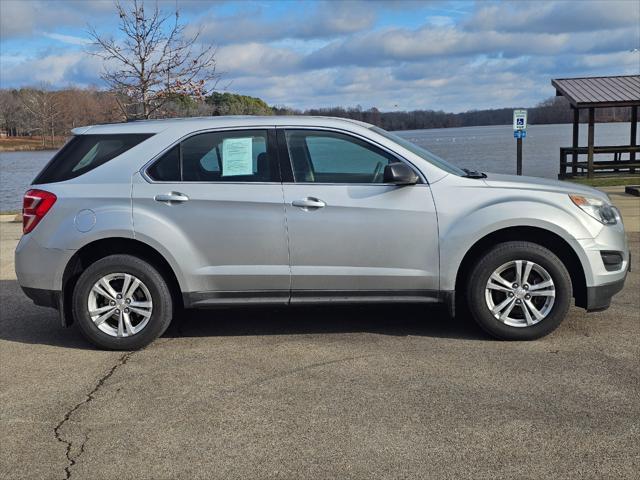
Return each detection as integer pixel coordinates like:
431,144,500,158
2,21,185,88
560,149,567,179
587,108,595,179
631,106,637,173
572,108,579,176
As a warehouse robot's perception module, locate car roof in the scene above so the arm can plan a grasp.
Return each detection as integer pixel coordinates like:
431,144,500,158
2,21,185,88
72,115,375,135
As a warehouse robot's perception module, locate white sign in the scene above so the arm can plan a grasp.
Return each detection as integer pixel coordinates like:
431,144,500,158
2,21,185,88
222,137,253,176
513,109,527,131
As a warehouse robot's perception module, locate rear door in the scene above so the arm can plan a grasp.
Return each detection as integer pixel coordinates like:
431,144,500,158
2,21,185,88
132,128,290,305
278,128,439,301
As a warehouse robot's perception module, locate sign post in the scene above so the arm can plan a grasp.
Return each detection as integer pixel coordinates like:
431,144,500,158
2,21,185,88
513,109,527,176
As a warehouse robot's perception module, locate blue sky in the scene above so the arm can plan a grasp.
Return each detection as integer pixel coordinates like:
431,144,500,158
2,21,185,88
1,0,638,112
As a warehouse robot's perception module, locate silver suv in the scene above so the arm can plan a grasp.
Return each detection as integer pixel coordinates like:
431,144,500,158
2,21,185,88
16,116,629,349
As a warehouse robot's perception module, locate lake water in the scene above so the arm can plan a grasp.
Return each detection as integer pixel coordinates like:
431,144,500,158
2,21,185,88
396,122,636,179
0,122,635,211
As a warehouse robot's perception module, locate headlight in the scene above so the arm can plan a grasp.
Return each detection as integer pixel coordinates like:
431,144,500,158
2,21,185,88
569,194,618,225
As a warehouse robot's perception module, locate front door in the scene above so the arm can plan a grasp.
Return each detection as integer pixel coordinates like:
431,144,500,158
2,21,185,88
279,128,439,301
132,129,290,304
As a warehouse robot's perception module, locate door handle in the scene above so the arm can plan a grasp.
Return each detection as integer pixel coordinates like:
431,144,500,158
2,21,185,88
154,192,189,204
292,197,326,210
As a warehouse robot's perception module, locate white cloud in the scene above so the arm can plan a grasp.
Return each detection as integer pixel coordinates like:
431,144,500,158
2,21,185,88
43,32,91,46
1,0,637,113
0,0,111,39
302,23,637,70
216,43,302,76
425,15,455,27
466,0,639,33
189,0,377,44
0,0,37,38
0,51,103,87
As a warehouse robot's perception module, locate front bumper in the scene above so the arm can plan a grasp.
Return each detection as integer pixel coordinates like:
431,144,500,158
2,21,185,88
574,210,630,312
586,276,627,312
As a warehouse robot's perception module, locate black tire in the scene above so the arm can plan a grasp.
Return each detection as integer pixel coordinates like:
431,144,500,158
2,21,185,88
466,241,572,340
73,254,173,350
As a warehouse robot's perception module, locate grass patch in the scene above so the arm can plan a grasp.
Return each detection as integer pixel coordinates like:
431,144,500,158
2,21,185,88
565,176,640,187
0,210,20,215
0,136,66,152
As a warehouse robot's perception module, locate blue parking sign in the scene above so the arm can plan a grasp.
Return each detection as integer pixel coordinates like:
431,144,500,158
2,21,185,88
513,109,528,132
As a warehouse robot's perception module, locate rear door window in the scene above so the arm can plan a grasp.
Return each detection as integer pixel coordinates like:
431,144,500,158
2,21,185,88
146,130,277,182
147,145,181,182
33,134,153,184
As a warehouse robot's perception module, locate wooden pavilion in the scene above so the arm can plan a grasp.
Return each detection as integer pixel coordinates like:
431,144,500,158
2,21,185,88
552,75,639,179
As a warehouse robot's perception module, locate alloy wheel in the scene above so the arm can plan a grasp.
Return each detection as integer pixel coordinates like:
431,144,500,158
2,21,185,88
484,260,556,327
87,273,153,337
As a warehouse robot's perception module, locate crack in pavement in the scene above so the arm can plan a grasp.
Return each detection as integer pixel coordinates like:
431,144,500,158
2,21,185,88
49,329,357,477
53,351,134,480
231,353,377,394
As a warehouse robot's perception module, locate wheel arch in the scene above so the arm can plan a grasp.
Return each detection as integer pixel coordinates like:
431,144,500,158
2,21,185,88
60,237,183,326
454,226,588,310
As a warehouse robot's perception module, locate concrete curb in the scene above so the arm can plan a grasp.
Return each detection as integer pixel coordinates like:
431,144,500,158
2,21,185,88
0,214,21,223
598,186,640,233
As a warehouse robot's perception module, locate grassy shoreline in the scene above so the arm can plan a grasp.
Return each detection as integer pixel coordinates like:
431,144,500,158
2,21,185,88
0,136,65,152
566,176,640,187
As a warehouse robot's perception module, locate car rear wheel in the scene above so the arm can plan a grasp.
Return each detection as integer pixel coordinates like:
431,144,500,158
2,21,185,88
466,241,572,340
73,254,173,350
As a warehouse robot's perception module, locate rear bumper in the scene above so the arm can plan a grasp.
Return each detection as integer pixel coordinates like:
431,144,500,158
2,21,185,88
21,286,72,327
21,286,60,309
15,234,74,291
586,276,627,312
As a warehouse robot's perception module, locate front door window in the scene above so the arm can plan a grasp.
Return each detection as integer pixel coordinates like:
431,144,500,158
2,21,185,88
285,130,399,184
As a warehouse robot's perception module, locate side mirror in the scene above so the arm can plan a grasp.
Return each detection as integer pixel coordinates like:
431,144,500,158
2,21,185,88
383,162,419,185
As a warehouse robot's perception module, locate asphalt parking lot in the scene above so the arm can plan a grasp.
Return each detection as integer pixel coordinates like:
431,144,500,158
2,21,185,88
1,220,639,479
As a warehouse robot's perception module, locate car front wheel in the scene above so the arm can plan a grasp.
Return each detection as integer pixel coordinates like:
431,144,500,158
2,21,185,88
466,241,572,340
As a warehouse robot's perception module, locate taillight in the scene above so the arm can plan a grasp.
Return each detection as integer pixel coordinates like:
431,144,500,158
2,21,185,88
23,189,57,234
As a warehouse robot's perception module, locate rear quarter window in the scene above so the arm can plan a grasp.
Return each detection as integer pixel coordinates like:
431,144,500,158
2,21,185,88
33,134,153,184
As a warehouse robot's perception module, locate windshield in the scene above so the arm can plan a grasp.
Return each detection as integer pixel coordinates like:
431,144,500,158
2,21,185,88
369,126,466,176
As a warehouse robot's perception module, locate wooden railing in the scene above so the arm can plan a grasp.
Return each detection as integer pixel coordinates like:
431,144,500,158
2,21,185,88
558,145,640,179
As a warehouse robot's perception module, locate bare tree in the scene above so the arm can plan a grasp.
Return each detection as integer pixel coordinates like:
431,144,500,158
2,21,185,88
88,0,220,120
0,90,28,137
20,86,61,147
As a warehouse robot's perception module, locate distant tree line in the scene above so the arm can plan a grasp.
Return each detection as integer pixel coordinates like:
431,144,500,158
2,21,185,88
0,87,272,144
0,87,121,147
0,86,634,144
274,97,634,131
